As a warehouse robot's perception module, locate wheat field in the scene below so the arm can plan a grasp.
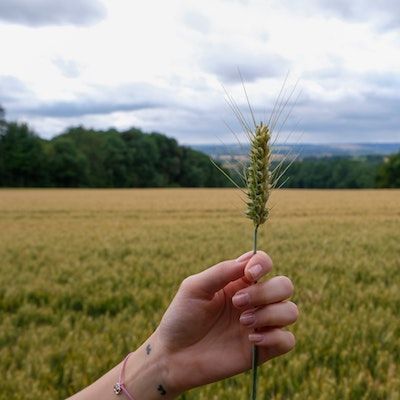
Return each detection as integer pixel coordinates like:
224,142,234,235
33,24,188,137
0,189,399,399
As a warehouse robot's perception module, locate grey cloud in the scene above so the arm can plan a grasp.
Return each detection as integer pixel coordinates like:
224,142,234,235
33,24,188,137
316,0,400,18
23,100,162,118
289,89,400,142
178,85,400,144
275,0,400,31
0,0,106,27
182,9,211,34
141,107,232,144
0,75,32,105
56,88,399,144
363,71,400,88
313,0,400,30
202,43,287,83
13,82,173,118
2,75,400,143
53,59,81,79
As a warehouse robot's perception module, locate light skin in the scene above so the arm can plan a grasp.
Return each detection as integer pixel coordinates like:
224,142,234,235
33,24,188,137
69,250,298,399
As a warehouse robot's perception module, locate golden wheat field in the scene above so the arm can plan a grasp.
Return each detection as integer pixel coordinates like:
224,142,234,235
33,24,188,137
0,189,399,400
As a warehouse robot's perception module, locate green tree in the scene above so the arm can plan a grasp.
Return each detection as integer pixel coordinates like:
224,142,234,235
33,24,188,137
102,133,129,187
282,156,382,189
179,147,230,187
0,105,6,136
0,122,47,186
48,137,89,187
121,129,160,187
0,120,234,188
56,126,109,187
376,152,400,188
149,132,182,186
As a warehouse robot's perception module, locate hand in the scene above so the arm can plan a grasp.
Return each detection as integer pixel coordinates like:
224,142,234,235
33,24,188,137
68,250,298,400
156,250,298,394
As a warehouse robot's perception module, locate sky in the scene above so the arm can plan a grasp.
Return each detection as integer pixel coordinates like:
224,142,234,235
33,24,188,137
0,0,399,144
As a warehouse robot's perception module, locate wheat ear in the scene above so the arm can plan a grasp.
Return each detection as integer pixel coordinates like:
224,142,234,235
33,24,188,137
246,122,271,229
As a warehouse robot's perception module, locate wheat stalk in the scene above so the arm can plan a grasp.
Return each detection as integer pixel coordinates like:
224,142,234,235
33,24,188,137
245,122,272,400
214,74,300,400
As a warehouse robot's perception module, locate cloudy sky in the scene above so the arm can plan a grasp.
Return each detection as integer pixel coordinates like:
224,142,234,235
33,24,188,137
0,0,399,144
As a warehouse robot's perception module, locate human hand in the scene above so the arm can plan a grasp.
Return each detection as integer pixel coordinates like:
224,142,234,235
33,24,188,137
155,250,298,394
68,251,298,400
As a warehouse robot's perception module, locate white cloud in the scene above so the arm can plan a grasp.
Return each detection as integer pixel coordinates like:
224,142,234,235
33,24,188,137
0,0,399,143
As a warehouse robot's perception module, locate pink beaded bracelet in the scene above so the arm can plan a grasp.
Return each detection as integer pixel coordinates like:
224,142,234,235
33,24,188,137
113,353,135,399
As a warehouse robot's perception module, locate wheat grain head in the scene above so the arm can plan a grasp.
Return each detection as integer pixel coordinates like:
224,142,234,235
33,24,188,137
246,122,271,228
219,74,301,231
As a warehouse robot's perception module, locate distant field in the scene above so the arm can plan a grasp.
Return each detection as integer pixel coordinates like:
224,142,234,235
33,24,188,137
0,189,399,399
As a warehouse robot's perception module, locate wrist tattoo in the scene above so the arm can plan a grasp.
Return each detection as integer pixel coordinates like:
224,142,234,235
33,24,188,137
157,384,166,396
146,343,151,355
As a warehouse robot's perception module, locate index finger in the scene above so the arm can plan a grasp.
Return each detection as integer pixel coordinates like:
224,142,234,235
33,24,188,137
244,251,273,283
225,250,273,296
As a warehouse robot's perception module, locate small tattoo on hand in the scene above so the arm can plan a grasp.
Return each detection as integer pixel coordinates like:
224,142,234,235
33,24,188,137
157,384,166,395
146,344,151,355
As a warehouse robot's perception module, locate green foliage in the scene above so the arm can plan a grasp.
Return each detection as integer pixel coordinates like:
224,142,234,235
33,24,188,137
0,122,48,186
0,121,230,188
48,137,90,187
281,156,384,189
0,105,6,136
376,152,400,188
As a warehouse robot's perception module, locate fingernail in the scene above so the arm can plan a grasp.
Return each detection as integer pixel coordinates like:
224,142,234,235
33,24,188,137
249,334,263,343
236,251,253,262
240,312,255,326
248,264,263,280
232,292,250,307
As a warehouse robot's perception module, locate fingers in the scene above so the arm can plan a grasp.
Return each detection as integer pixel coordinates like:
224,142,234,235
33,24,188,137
243,251,273,283
232,276,294,308
233,274,298,363
182,250,272,299
239,301,299,328
250,329,296,361
182,252,253,298
225,251,274,295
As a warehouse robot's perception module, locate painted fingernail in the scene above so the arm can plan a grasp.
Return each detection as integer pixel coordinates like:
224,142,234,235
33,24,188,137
236,251,253,262
240,312,255,326
249,334,263,343
248,264,263,280
232,292,250,307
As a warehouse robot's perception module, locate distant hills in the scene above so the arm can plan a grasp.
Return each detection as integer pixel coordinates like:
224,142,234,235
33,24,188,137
191,143,400,161
190,142,400,188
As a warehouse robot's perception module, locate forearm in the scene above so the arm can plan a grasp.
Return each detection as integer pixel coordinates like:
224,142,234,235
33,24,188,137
68,332,180,400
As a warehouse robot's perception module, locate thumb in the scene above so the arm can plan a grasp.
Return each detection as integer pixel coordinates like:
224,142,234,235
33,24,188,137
185,251,253,298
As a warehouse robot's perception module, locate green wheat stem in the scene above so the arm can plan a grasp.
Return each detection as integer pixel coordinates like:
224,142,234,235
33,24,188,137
251,225,259,400
251,343,259,400
253,225,258,254
246,123,271,400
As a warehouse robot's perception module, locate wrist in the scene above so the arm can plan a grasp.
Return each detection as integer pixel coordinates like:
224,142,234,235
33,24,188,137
124,331,182,400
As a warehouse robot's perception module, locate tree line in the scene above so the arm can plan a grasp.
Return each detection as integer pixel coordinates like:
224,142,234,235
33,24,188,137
280,155,400,189
0,109,229,188
0,105,399,188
